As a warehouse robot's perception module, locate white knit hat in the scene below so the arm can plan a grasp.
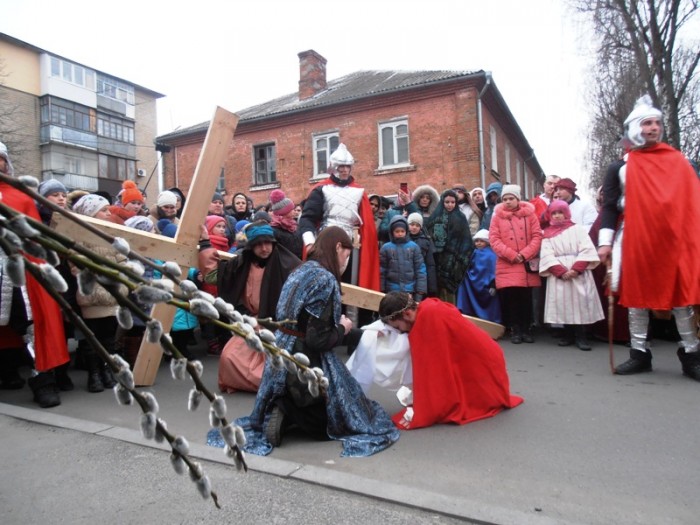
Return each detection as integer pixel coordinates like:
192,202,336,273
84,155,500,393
501,184,521,201
157,190,178,207
0,141,14,176
473,229,490,243
624,94,663,147
73,194,110,217
407,212,424,227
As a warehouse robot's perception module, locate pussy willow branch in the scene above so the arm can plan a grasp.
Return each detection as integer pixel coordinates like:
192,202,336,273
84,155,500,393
0,236,223,508
0,172,180,283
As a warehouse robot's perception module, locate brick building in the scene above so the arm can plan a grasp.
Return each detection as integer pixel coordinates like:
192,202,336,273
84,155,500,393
0,33,163,200
157,50,544,207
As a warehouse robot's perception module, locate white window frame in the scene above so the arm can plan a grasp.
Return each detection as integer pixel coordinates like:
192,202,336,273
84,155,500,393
516,159,522,186
490,126,498,172
50,56,95,89
253,143,276,185
378,118,410,168
312,131,339,177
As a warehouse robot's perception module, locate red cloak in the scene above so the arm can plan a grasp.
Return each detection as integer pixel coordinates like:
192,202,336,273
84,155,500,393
393,298,523,430
621,143,700,309
0,182,69,371
309,178,380,291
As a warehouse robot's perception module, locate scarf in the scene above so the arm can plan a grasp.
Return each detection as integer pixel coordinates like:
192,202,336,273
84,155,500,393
270,212,298,233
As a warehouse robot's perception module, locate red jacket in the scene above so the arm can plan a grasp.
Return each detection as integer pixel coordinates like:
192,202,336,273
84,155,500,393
489,201,542,289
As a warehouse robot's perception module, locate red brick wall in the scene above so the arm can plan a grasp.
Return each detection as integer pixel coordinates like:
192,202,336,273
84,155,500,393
162,85,524,207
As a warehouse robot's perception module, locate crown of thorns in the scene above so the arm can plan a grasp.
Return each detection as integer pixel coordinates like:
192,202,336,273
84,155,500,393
380,296,418,323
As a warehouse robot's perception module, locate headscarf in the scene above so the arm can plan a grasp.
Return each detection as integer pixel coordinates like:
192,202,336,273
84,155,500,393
426,190,474,292
542,199,575,239
0,141,15,176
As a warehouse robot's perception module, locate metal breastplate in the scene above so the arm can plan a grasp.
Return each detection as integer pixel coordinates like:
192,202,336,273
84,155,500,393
320,185,365,238
618,157,627,212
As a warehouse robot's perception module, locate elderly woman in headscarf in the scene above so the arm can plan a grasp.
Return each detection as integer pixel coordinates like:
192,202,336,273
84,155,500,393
425,189,474,304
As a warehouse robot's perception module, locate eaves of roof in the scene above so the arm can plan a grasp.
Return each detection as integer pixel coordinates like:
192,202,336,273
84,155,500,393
0,32,165,99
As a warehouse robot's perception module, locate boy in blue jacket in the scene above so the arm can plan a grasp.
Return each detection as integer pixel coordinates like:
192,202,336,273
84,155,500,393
380,215,427,300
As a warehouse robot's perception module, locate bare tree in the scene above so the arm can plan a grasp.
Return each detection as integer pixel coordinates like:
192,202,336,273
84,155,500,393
574,0,700,187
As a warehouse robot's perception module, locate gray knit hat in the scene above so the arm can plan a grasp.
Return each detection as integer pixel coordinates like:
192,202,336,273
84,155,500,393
39,179,68,197
407,212,424,227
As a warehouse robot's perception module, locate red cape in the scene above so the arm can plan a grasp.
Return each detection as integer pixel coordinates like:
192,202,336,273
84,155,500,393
309,178,380,291
0,182,69,371
393,299,523,429
621,143,700,309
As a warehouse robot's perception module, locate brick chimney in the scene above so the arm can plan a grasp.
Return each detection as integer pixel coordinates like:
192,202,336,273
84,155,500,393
298,50,327,100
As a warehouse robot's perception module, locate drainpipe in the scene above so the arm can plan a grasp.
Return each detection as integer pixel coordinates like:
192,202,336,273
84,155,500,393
477,71,492,190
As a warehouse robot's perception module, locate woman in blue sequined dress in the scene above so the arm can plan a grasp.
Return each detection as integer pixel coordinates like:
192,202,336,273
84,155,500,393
234,226,399,457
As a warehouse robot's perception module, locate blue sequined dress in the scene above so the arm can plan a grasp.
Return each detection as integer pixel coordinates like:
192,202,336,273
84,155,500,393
214,261,399,457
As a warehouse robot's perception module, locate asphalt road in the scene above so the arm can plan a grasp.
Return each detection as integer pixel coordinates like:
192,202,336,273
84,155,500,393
1,330,698,525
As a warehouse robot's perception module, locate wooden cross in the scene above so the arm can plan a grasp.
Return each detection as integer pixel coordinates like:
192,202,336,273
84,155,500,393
55,106,239,385
55,106,504,385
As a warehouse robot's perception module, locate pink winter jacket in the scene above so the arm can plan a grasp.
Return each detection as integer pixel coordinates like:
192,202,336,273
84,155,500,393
489,201,543,289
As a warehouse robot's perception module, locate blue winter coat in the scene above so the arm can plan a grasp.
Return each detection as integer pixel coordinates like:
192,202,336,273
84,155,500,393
380,216,427,294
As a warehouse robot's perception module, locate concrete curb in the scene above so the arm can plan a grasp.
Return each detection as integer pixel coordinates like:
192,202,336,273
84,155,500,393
0,401,586,525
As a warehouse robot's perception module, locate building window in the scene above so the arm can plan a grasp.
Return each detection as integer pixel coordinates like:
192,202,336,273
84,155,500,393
217,167,226,192
254,144,276,185
379,119,409,168
98,154,135,181
41,97,96,133
490,126,498,172
96,74,135,105
504,144,511,183
313,132,339,176
49,56,95,89
97,113,135,144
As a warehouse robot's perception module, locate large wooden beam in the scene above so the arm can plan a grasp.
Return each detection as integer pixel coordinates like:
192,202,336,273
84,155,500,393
132,107,239,385
340,283,505,340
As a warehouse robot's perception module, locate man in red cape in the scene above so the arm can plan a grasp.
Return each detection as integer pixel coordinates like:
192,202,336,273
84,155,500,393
379,293,523,430
298,143,379,291
0,142,70,406
598,95,700,380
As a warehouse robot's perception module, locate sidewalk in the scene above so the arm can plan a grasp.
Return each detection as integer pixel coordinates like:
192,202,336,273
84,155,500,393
1,333,699,525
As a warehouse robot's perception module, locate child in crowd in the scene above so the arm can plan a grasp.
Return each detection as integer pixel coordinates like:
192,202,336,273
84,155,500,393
456,229,501,323
380,215,427,301
109,180,145,224
539,200,604,350
71,194,125,392
155,220,200,360
406,213,437,297
204,215,233,254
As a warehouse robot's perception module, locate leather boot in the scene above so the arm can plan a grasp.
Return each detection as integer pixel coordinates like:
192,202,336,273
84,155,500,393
54,362,74,391
99,361,117,389
574,325,592,351
614,348,652,375
677,349,700,382
86,353,104,393
27,372,61,408
510,326,523,345
558,325,575,346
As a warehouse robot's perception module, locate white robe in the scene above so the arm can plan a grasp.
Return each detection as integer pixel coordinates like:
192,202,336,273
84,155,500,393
345,320,412,394
539,225,604,325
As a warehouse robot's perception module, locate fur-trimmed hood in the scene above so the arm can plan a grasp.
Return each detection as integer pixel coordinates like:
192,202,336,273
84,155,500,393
494,201,536,219
412,184,440,215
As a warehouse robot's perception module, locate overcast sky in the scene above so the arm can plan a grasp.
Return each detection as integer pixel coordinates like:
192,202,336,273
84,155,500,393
3,0,597,192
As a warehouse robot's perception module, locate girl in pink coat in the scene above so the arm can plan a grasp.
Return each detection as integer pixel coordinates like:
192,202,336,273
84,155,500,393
488,184,542,344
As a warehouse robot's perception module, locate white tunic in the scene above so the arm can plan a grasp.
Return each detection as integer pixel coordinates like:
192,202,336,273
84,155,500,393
345,320,412,394
539,225,604,325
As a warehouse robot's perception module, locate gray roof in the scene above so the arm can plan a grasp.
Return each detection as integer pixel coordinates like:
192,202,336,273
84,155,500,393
160,69,482,139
